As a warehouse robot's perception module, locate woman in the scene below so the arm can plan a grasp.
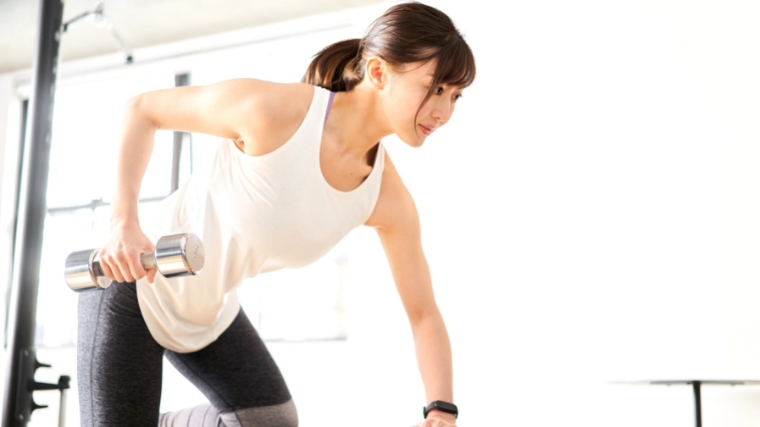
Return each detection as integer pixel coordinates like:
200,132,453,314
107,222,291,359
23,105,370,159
77,2,476,426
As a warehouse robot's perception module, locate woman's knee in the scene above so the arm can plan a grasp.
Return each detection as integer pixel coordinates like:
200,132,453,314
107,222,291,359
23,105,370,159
219,399,298,427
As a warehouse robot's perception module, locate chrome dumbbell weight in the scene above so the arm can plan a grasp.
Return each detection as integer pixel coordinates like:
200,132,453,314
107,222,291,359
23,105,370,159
64,232,205,291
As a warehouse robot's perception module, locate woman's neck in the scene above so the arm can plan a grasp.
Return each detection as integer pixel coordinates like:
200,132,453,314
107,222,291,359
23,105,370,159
325,82,391,160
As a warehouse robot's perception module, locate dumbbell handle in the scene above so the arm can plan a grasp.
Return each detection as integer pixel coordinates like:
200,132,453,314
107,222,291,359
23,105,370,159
65,232,204,292
91,252,158,277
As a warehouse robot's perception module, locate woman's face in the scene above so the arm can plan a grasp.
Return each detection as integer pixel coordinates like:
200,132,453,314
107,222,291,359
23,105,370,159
381,59,464,147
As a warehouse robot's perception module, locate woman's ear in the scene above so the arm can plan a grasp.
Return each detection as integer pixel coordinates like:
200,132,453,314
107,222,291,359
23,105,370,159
365,56,388,89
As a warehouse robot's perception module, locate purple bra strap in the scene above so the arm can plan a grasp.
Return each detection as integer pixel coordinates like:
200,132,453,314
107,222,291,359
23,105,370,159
325,91,336,124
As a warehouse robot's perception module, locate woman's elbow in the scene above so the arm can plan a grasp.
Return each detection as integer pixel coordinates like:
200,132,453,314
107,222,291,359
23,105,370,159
124,93,159,130
407,302,443,328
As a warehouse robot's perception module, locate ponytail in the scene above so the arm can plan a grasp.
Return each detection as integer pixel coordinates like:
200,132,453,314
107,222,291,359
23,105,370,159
302,38,364,92
303,2,476,107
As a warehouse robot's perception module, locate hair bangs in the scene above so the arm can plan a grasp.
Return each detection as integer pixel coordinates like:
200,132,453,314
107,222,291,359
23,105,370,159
434,36,476,89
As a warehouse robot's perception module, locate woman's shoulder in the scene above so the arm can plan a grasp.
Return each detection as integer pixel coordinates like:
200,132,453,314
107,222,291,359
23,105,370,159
246,80,313,109
231,80,316,156
221,78,312,99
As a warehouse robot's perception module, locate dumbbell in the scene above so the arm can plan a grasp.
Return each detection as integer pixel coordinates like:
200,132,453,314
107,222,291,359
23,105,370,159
64,232,205,291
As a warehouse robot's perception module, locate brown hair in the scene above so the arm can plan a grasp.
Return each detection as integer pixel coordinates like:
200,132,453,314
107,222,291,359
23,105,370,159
302,2,476,120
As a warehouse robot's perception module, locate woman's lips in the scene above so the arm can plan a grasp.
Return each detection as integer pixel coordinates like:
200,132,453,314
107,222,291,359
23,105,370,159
419,124,433,135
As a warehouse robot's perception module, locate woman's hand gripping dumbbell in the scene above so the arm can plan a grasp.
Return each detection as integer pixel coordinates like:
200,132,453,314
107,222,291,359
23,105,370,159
64,231,205,291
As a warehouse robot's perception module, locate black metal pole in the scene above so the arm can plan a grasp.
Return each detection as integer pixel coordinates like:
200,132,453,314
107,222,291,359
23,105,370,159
692,381,702,427
2,0,64,425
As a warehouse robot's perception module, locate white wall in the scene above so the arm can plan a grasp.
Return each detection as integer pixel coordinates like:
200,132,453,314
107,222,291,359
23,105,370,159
1,0,760,426
413,0,760,425
0,74,21,337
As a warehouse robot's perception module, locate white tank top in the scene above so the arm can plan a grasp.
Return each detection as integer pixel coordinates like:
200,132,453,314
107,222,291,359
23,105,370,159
135,86,385,352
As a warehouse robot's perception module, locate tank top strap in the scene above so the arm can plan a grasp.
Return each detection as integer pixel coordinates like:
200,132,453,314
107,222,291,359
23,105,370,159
313,86,332,124
300,85,332,152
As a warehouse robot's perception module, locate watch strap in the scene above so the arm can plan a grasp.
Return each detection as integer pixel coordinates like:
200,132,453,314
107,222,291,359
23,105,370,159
423,400,458,419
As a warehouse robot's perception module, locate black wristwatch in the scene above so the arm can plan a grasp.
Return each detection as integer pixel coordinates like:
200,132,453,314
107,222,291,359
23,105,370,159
423,400,458,419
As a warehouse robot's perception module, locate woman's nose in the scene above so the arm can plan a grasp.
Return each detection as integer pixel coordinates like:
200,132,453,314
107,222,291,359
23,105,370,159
432,100,452,123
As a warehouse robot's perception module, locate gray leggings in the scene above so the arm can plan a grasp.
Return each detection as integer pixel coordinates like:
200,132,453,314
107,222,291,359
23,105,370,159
77,281,298,427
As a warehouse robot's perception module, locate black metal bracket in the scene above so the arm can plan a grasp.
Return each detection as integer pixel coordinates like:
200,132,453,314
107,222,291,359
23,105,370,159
13,348,70,424
62,1,133,64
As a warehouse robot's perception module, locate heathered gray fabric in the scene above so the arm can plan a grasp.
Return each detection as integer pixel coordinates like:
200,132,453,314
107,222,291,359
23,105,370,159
158,400,298,427
78,281,296,426
158,403,221,426
222,400,298,427
77,284,164,427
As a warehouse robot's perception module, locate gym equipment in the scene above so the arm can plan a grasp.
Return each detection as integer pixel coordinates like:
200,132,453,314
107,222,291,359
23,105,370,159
2,0,67,425
64,232,205,291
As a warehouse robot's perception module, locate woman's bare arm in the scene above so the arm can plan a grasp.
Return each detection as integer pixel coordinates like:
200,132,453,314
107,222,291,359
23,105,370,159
102,79,311,283
366,153,457,427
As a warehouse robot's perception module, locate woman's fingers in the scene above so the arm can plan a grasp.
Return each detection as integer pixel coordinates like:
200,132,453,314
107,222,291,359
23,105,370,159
415,419,457,427
97,249,117,282
113,251,133,282
98,232,156,284
146,268,157,284
99,248,142,283
99,250,125,283
124,249,147,283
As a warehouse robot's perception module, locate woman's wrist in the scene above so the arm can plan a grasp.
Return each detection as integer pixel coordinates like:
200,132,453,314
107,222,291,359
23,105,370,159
110,214,141,232
425,409,457,424
110,200,140,227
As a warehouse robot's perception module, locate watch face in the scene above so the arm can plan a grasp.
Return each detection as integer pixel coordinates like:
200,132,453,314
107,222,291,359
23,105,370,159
437,401,456,411
426,400,458,417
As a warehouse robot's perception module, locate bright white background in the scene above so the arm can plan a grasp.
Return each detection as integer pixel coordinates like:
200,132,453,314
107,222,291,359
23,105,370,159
0,0,759,426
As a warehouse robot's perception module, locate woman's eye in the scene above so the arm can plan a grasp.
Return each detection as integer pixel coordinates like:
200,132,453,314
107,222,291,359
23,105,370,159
435,87,444,95
454,94,463,101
